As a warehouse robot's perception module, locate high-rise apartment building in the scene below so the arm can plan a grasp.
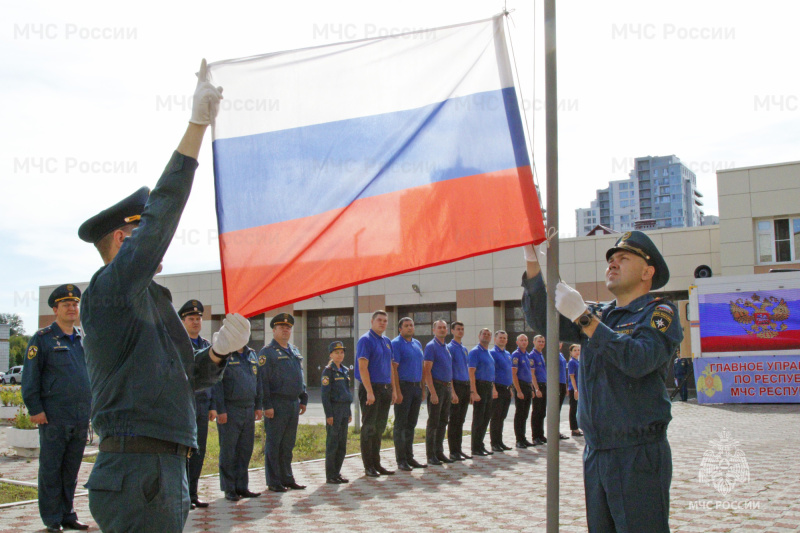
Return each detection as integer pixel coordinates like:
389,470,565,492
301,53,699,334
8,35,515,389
576,155,705,235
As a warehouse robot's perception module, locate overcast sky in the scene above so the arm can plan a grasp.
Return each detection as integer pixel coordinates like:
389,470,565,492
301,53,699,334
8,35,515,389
2,0,799,333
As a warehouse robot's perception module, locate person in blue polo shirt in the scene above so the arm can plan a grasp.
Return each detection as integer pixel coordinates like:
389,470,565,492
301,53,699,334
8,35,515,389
355,310,396,477
511,334,535,448
391,317,426,471
321,341,353,484
447,321,471,461
489,330,513,452
22,284,91,532
423,319,455,465
468,328,498,456
529,334,548,445
567,344,582,437
557,343,570,441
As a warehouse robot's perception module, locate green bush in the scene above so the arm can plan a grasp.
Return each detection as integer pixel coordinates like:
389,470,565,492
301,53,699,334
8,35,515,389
0,389,13,406
12,407,36,430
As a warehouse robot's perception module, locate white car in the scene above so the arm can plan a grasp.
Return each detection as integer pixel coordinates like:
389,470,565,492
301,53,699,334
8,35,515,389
3,366,23,385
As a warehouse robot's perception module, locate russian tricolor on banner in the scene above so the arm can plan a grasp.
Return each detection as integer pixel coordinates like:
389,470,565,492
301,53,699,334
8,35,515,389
209,15,545,316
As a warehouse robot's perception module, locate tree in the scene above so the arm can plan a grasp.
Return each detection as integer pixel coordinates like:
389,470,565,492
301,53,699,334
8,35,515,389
0,313,25,336
9,334,30,368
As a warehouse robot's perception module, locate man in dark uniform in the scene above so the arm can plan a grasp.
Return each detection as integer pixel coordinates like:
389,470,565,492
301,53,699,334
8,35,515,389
355,310,396,477
423,319,455,465
446,321,471,461
391,317,426,471
522,231,683,533
79,60,251,532
22,285,91,532
258,313,308,492
213,344,263,501
321,341,353,484
673,351,691,402
178,299,214,509
489,330,513,452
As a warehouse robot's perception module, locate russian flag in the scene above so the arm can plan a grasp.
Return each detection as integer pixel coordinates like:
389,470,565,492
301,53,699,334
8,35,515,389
208,15,545,316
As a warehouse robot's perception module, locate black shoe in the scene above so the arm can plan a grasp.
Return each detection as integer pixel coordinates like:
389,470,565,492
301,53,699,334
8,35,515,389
501,443,513,450
516,441,528,449
459,451,472,459
375,466,395,476
491,444,505,452
285,482,306,490
482,447,494,455
408,458,428,468
225,491,242,501
327,478,343,484
397,462,413,471
540,436,548,443
472,449,489,456
337,475,350,483
523,440,537,447
61,521,89,531
534,437,546,445
427,456,443,466
190,502,196,510
46,525,63,533
365,467,380,477
450,454,465,461
559,433,570,440
268,485,288,492
237,490,262,497
192,497,210,508
436,454,454,463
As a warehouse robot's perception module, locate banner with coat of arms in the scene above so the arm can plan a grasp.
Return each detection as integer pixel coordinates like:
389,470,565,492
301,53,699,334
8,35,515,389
698,288,800,353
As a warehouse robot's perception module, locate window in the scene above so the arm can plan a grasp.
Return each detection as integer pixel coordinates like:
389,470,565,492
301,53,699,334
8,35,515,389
757,218,800,263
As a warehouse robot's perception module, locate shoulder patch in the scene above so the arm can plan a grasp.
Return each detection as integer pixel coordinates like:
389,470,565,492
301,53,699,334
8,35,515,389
252,365,258,375
322,376,330,386
651,308,673,333
27,345,38,359
258,354,267,366
656,304,674,315
512,357,518,364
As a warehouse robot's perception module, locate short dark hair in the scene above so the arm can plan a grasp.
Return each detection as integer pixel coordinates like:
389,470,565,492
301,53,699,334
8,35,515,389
371,310,388,321
450,321,464,331
494,330,507,337
398,317,414,329
95,223,137,263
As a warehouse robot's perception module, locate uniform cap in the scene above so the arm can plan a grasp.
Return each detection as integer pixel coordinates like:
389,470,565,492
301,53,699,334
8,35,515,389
605,230,670,290
48,284,81,308
328,341,345,354
270,313,295,328
78,186,150,244
178,299,204,318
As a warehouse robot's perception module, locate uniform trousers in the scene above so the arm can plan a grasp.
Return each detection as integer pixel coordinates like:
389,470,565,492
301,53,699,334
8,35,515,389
358,382,393,470
87,450,190,532
447,380,471,455
264,397,300,487
325,402,350,479
393,381,422,463
425,380,451,459
531,382,548,439
490,385,512,446
218,404,255,493
558,383,567,410
568,389,579,430
470,380,494,452
38,423,87,526
513,382,533,443
583,440,672,533
188,394,211,498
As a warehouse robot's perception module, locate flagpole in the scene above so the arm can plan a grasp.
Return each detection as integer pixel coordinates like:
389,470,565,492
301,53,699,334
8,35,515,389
353,285,361,431
544,0,561,531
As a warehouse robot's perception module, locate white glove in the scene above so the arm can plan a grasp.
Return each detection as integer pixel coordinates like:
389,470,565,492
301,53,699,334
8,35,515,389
189,58,224,126
212,313,251,356
554,281,588,322
523,243,547,264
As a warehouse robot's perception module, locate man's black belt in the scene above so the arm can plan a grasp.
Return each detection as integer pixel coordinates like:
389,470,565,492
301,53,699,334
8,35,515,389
453,380,469,386
400,380,421,386
433,379,451,387
476,379,492,386
99,436,192,458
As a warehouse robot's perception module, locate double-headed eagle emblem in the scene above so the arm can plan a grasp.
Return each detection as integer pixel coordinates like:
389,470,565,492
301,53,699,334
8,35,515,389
699,428,750,496
729,293,789,338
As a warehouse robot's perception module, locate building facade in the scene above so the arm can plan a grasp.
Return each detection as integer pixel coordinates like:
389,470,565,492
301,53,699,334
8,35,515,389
38,160,800,386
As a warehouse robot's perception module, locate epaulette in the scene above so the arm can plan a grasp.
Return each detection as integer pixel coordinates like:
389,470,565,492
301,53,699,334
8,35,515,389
37,326,52,336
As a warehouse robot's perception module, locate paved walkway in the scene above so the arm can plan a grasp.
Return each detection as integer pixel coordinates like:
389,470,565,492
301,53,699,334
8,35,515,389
2,399,799,532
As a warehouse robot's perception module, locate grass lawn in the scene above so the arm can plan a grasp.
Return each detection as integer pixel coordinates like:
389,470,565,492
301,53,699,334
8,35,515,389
0,482,37,505
84,421,432,475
